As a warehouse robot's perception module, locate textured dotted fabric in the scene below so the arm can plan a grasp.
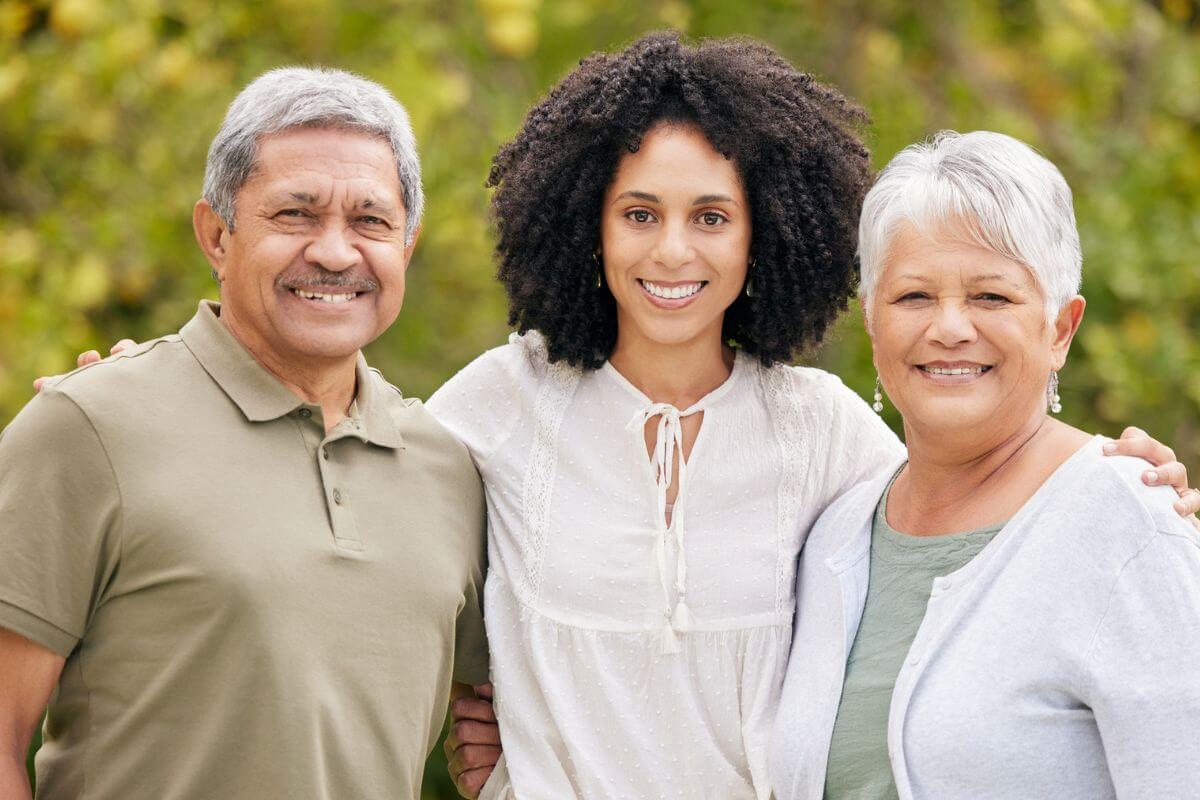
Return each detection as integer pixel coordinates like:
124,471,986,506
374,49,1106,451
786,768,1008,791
428,332,904,799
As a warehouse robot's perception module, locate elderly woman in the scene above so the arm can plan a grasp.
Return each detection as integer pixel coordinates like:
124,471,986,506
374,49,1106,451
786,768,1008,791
769,130,1200,799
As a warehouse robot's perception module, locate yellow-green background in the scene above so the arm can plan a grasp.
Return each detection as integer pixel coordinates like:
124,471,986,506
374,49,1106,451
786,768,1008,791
4,0,1197,797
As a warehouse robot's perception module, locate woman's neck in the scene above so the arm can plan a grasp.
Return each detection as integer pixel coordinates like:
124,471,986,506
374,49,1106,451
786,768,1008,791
890,415,1091,536
608,331,735,409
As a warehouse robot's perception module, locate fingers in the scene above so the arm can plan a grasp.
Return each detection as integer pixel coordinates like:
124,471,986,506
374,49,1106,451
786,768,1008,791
453,765,495,799
1142,460,1188,492
110,339,137,355
33,376,49,393
473,682,494,701
450,696,497,724
448,744,502,781
77,350,102,367
447,718,502,750
1104,431,1176,467
1171,487,1200,519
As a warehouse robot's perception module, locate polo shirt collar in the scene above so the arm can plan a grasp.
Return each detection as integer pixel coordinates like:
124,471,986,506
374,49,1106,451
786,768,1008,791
180,301,403,449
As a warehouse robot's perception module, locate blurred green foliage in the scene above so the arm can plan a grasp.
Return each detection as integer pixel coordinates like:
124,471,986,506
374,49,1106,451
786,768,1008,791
4,0,1198,797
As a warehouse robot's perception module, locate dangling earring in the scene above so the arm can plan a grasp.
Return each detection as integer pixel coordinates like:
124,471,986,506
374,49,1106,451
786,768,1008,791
1047,371,1062,414
872,376,884,414
592,251,603,290
744,257,757,298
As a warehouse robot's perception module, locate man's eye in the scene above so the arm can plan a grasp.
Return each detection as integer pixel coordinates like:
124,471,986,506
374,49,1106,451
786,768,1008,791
277,209,307,218
358,216,389,227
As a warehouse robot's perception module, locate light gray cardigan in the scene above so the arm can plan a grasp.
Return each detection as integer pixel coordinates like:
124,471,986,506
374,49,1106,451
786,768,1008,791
770,437,1200,800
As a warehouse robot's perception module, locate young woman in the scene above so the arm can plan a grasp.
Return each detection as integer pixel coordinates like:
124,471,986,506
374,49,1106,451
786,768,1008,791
430,33,1196,799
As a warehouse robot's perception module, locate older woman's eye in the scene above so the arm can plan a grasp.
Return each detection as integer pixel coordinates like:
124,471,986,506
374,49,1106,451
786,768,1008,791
896,292,930,303
976,293,1011,305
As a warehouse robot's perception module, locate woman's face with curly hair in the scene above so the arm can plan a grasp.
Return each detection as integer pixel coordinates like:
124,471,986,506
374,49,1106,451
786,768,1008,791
600,123,751,354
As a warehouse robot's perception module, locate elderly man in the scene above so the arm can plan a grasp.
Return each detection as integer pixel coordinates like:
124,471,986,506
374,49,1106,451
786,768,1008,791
0,68,487,799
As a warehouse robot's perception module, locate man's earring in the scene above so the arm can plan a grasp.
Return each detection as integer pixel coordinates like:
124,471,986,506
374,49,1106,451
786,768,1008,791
872,376,884,414
745,257,757,298
1047,371,1062,414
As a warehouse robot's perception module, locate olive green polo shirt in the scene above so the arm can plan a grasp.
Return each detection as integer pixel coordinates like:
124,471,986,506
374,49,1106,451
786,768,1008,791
0,301,488,800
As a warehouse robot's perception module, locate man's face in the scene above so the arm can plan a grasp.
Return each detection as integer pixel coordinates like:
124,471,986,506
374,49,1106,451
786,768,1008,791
207,127,415,365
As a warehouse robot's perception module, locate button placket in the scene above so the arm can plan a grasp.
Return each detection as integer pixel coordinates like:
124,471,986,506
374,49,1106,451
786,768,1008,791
317,432,363,552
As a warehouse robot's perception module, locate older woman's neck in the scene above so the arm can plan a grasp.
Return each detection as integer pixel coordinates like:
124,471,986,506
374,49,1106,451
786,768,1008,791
891,415,1090,536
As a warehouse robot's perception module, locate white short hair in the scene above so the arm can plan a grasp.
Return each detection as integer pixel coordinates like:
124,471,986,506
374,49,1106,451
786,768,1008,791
858,130,1081,322
202,66,423,243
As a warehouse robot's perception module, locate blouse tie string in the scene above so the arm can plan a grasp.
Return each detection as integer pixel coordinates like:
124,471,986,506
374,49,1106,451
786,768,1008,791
627,402,697,655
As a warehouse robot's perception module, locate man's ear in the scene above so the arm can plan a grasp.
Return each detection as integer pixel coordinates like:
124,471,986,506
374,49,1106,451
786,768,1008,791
403,222,422,269
1050,295,1086,370
193,200,231,282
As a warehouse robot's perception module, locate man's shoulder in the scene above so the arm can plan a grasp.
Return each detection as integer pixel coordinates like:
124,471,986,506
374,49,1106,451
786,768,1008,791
42,335,196,410
365,367,475,460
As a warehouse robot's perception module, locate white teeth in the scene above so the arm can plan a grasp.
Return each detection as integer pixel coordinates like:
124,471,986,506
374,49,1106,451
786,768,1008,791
923,366,987,375
293,289,357,303
641,280,703,300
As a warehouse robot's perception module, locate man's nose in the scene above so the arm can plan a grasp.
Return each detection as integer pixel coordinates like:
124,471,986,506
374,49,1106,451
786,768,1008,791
304,222,362,272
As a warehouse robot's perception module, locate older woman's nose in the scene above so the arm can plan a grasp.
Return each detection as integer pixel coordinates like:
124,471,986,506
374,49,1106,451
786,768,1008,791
305,223,363,272
925,300,977,347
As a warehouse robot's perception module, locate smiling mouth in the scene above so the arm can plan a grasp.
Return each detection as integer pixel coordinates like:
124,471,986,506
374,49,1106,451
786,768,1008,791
638,279,708,300
917,365,992,376
289,288,364,304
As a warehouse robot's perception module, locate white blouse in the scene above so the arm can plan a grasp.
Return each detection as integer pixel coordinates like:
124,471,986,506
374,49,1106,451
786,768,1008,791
427,332,903,800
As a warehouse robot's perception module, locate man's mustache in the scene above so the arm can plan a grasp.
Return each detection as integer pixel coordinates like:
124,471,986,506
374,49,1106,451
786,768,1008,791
276,269,380,293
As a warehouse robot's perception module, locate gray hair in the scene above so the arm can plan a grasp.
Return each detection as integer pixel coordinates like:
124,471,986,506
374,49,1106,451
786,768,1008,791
202,66,423,243
858,130,1081,323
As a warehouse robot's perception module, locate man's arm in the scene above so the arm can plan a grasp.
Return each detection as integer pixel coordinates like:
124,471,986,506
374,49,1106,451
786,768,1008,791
0,628,64,800
445,682,501,799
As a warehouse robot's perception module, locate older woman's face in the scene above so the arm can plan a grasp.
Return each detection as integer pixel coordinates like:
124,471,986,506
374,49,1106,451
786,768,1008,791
868,223,1083,442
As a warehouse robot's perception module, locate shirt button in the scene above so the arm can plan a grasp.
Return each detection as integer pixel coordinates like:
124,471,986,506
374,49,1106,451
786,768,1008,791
322,446,330,460
298,408,312,419
333,489,343,505
909,654,921,666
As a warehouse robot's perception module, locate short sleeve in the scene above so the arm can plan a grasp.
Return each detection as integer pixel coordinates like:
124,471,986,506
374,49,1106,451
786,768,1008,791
1081,528,1200,794
452,465,490,685
822,374,906,496
783,368,904,510
0,389,123,657
427,333,544,466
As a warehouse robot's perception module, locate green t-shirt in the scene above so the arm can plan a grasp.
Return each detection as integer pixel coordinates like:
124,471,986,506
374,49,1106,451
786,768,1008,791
823,480,1003,800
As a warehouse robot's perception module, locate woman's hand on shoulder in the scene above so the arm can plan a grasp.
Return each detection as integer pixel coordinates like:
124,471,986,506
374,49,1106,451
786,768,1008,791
1104,426,1200,526
33,339,140,392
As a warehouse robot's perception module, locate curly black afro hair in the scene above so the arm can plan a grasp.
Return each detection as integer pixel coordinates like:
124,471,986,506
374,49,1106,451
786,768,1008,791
487,31,872,368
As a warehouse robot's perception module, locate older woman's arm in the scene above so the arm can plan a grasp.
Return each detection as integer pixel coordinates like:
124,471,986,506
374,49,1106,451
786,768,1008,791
1081,527,1200,793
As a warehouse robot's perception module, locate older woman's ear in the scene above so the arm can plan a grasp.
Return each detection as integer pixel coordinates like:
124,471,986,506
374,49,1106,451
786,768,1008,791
1049,295,1086,369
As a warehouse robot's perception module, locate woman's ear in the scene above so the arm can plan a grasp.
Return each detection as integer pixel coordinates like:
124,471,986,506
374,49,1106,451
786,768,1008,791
1050,295,1086,369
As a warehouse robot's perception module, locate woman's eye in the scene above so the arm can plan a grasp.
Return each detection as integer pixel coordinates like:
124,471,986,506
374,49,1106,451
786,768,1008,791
697,211,726,226
627,209,654,224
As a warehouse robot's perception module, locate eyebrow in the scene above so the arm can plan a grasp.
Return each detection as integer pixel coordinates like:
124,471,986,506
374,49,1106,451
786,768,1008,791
611,190,739,206
273,192,398,217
